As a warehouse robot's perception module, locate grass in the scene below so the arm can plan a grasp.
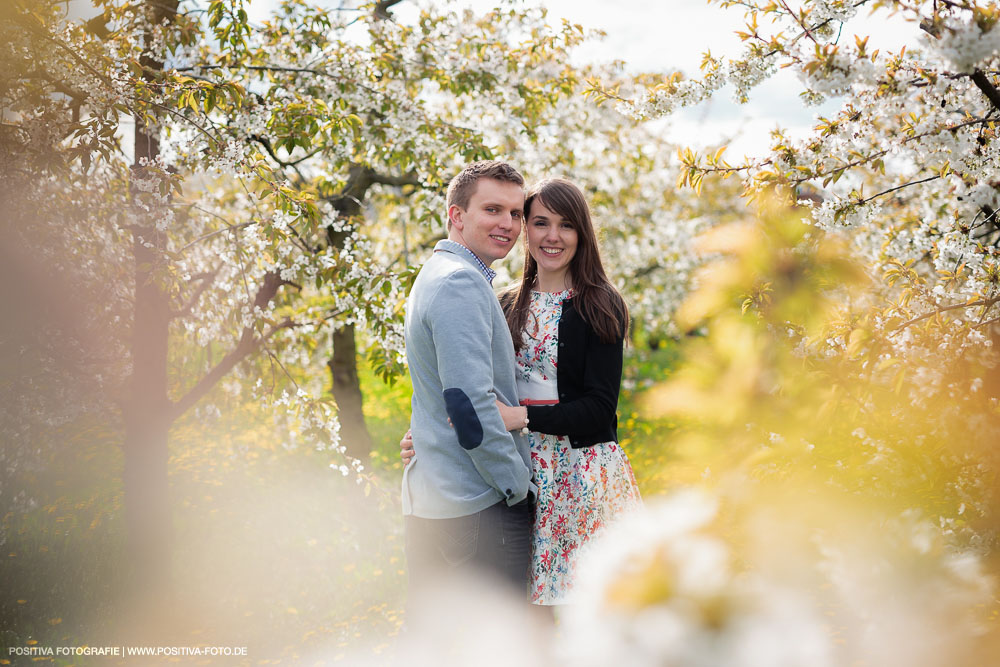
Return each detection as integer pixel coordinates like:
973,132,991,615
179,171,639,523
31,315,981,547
616,341,706,494
358,367,413,475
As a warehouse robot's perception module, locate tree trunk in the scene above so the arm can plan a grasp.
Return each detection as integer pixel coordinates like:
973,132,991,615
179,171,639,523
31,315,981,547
123,141,174,595
121,0,179,597
122,394,172,595
328,323,373,461
325,165,379,461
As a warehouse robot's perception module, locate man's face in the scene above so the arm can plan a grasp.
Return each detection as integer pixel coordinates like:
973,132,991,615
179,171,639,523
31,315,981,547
448,178,524,265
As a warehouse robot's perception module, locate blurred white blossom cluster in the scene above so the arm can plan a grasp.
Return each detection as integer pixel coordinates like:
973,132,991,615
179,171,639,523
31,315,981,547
349,488,995,667
561,490,831,667
559,488,995,667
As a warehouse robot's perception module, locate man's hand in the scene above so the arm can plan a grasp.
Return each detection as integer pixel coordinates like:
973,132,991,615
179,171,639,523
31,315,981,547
400,429,415,466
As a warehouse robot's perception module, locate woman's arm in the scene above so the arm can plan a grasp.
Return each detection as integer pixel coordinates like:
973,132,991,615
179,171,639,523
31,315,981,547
525,319,624,439
494,400,528,432
402,398,528,463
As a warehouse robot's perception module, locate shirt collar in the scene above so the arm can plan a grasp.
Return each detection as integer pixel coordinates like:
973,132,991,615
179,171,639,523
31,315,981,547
435,239,497,285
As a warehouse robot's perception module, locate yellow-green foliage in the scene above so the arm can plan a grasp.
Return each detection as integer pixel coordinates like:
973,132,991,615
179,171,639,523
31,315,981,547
641,194,1000,549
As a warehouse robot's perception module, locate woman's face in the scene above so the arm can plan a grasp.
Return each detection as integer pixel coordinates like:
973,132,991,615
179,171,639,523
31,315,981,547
526,198,578,278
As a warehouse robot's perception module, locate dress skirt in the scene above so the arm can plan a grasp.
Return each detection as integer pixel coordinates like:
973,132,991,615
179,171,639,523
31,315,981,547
516,289,641,605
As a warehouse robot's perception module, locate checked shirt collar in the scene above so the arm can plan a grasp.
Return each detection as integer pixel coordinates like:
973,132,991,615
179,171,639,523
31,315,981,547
436,239,497,285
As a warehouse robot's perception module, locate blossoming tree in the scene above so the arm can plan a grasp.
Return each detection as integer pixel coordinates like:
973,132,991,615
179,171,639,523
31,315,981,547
0,0,614,590
590,0,1000,547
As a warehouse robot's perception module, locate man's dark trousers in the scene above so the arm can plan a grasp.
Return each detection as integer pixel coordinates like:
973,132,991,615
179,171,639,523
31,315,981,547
404,498,533,604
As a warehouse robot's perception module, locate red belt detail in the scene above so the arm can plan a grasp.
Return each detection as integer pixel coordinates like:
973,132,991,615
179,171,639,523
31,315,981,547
519,398,559,406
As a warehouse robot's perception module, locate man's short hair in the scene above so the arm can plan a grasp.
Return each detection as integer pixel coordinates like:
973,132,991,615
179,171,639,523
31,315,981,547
446,160,525,211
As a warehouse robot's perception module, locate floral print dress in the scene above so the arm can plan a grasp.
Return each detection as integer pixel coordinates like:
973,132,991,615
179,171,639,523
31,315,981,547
516,289,642,605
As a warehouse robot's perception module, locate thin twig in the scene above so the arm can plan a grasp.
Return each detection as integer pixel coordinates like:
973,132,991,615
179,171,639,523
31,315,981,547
178,217,254,253
857,174,941,205
890,295,1000,332
692,115,991,180
147,100,221,145
777,0,817,44
176,64,383,97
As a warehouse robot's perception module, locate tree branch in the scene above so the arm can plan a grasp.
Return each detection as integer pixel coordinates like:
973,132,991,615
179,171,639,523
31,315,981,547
688,115,990,182
777,0,817,44
168,271,290,420
251,134,308,183
971,70,1000,112
919,15,1000,110
323,164,420,231
969,204,999,233
22,19,115,89
176,64,383,97
170,271,217,320
374,0,405,20
370,170,421,188
249,134,322,169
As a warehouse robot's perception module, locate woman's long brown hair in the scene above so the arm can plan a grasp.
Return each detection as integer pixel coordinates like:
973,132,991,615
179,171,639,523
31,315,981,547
502,178,628,352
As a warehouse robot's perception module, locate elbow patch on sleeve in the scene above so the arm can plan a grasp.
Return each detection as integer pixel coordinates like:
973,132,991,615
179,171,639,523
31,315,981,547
443,388,484,450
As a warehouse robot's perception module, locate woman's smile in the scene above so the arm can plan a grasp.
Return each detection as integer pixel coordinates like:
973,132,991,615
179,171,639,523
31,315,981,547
526,198,578,286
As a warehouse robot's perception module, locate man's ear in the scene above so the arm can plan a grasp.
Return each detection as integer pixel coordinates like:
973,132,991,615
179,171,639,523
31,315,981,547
447,204,464,230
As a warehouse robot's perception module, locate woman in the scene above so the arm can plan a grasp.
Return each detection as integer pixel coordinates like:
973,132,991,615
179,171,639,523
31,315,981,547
403,178,641,606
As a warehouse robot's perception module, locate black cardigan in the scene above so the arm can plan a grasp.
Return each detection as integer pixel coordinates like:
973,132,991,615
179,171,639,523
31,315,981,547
502,294,624,448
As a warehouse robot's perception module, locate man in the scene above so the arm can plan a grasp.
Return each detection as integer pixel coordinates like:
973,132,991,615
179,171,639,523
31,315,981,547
402,160,536,599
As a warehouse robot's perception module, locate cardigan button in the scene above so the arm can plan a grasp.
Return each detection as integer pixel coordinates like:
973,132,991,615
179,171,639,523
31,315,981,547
559,342,565,347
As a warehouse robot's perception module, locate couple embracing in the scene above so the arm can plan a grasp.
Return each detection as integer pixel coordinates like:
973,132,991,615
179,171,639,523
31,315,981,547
400,160,640,615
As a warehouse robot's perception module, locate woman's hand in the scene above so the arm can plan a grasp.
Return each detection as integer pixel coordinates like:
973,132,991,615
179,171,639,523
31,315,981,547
495,400,528,432
400,429,415,466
